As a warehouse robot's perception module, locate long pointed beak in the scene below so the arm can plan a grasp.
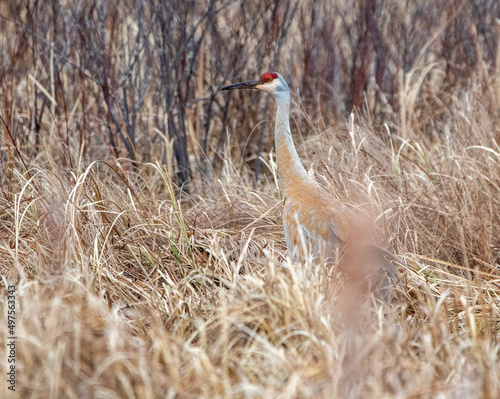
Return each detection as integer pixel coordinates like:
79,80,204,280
221,79,259,91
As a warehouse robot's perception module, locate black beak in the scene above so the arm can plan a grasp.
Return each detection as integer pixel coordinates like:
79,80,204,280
221,79,259,91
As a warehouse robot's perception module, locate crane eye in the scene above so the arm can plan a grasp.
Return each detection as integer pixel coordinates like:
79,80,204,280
266,78,272,82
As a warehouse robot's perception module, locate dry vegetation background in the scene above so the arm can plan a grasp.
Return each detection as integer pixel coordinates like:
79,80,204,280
1,0,500,398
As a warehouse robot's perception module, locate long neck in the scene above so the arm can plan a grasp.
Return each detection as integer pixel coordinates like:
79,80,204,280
273,92,310,197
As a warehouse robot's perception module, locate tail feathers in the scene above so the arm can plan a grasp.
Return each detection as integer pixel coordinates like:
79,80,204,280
369,246,402,303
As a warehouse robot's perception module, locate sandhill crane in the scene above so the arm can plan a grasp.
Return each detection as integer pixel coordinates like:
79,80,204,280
221,72,400,303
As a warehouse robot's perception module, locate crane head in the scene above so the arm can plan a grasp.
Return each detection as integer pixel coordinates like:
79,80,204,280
221,72,288,95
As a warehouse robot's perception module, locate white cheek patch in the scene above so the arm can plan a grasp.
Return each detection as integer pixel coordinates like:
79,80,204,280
261,79,279,90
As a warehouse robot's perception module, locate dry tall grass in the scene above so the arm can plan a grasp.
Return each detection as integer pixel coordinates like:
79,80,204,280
2,1,500,398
